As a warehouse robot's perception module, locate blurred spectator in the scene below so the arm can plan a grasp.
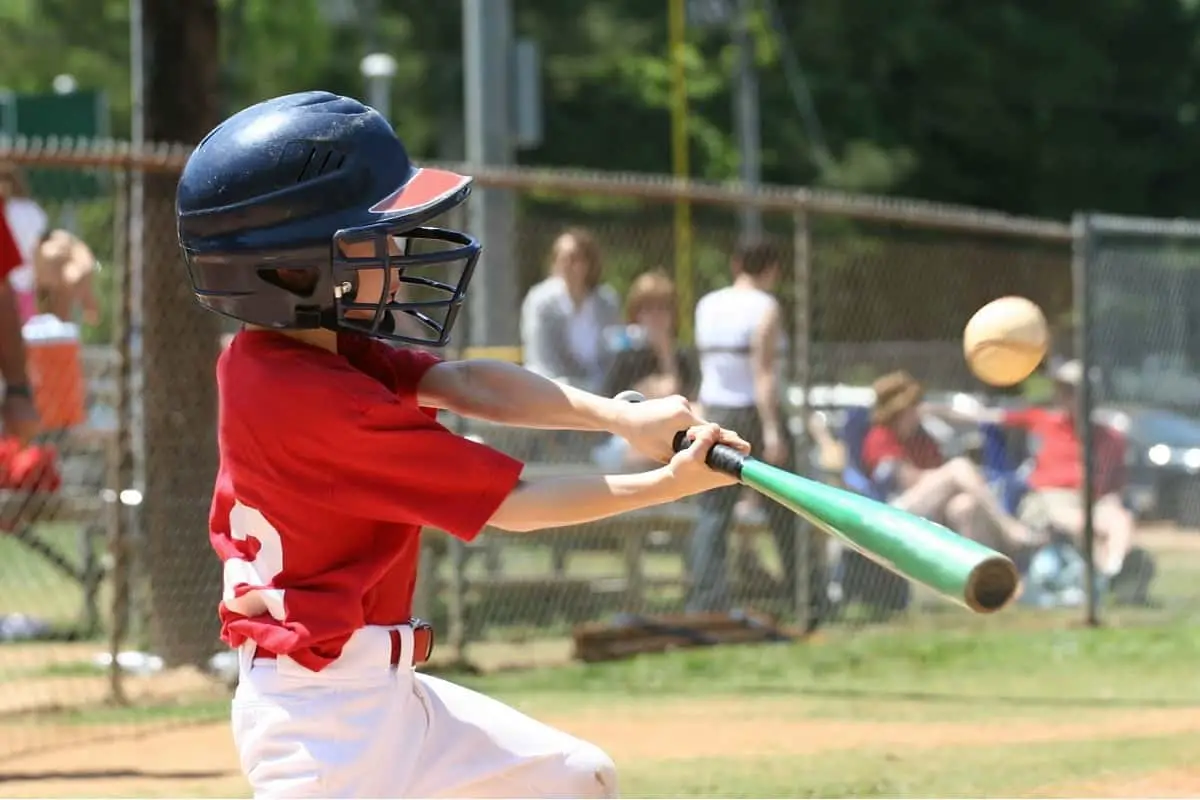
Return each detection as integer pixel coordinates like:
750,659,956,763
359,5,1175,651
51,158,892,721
601,269,697,401
1001,360,1136,579
864,370,1035,555
686,238,797,614
926,360,1138,581
593,270,698,470
0,181,39,443
0,164,48,324
520,227,620,393
34,229,101,326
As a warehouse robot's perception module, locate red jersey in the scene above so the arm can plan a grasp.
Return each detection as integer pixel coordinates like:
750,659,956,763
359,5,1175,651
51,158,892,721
0,202,21,280
211,330,524,671
1003,408,1125,496
862,424,944,476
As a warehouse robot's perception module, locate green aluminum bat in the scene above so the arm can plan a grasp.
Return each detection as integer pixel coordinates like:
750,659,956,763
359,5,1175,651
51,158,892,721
718,449,1019,614
616,392,1021,613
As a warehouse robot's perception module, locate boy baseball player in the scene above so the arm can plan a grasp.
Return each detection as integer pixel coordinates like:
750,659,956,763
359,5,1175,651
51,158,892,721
177,91,748,798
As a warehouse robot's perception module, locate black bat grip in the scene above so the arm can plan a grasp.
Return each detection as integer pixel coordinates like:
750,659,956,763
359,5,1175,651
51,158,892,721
672,431,748,480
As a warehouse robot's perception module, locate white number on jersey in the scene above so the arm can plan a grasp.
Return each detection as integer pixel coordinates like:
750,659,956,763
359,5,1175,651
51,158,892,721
222,501,287,620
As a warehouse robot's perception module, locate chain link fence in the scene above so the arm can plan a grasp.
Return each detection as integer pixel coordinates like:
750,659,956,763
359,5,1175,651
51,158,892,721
421,166,1076,661
0,138,1089,755
0,143,235,760
1076,212,1200,629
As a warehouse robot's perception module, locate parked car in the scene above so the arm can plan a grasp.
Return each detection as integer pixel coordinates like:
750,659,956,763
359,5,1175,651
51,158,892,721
1095,406,1200,525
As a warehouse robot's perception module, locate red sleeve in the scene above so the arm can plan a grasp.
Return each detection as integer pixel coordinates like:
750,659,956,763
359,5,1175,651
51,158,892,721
862,425,903,475
385,346,443,399
0,204,21,281
1003,408,1049,430
331,405,525,540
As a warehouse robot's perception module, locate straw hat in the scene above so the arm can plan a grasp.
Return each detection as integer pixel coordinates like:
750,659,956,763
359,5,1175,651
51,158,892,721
871,370,924,426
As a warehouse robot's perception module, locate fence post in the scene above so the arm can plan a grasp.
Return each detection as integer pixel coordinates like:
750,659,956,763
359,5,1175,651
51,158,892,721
105,168,131,704
791,199,816,626
1071,212,1100,628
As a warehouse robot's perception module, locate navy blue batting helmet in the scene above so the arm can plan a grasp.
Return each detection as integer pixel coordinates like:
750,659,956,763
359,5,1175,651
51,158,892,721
176,91,479,346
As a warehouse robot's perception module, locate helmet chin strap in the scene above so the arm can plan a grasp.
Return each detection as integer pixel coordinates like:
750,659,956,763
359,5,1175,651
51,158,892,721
321,295,397,337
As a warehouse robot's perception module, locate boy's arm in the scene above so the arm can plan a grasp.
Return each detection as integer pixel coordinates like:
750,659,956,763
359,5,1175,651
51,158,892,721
417,358,747,464
418,358,624,429
488,423,740,532
921,401,1006,426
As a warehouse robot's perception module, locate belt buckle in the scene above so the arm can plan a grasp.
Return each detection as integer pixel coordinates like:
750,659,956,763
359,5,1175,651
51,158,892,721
410,618,435,663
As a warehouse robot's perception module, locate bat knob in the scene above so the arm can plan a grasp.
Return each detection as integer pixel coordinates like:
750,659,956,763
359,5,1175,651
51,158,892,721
613,390,646,404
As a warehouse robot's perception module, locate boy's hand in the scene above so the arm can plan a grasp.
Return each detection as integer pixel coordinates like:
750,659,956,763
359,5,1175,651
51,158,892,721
614,395,748,464
666,423,748,494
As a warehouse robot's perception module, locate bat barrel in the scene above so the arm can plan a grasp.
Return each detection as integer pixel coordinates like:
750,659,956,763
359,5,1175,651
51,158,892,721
964,556,1022,613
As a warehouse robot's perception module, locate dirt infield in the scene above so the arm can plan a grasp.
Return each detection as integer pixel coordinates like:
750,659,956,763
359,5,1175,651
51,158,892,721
2,699,1200,797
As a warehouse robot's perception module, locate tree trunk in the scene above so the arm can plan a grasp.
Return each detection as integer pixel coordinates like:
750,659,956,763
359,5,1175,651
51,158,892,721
140,0,224,668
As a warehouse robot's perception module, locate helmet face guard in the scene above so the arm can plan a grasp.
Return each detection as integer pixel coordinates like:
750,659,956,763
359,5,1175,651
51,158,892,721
330,221,480,347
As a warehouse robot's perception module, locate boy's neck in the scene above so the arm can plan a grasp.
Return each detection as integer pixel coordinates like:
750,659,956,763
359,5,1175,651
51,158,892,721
245,325,339,353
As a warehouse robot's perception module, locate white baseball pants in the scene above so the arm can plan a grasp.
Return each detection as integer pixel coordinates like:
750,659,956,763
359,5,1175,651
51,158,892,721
231,625,618,798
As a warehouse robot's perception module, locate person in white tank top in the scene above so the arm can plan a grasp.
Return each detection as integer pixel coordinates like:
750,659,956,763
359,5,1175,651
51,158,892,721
696,287,780,408
688,239,820,627
694,243,787,466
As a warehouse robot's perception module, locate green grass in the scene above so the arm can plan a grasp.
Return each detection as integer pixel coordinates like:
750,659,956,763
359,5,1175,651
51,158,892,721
620,732,1200,798
0,523,97,629
19,695,229,727
4,620,1200,797
458,620,1200,708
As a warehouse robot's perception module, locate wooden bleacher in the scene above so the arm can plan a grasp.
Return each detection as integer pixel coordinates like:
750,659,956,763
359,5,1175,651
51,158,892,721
2,345,117,635
413,453,788,630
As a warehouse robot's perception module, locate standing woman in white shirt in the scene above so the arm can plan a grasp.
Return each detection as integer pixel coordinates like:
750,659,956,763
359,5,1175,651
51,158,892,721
689,238,799,615
520,227,621,393
0,164,48,324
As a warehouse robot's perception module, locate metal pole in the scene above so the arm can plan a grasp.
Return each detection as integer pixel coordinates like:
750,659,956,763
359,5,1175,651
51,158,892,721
733,0,762,239
128,0,147,618
367,78,390,121
669,0,694,343
792,206,812,624
1071,212,1100,628
462,0,518,351
129,0,145,479
360,53,397,122
108,0,147,704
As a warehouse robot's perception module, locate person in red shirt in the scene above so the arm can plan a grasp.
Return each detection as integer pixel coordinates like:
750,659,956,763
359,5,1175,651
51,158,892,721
925,359,1135,578
862,371,1034,554
178,92,748,799
999,360,1134,577
0,165,39,443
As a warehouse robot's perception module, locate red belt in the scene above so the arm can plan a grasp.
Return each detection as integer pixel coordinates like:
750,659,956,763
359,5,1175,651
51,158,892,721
255,621,435,666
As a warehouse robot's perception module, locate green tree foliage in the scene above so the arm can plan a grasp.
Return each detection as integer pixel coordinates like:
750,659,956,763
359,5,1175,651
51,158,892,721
0,0,1197,349
4,0,1199,217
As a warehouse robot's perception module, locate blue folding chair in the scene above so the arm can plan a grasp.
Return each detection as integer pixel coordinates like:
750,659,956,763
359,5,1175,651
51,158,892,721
832,405,911,613
981,422,1030,515
840,406,883,500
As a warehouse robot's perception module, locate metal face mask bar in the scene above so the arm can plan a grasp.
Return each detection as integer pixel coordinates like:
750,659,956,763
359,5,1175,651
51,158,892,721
331,223,481,346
